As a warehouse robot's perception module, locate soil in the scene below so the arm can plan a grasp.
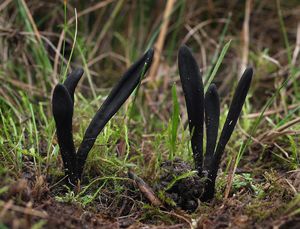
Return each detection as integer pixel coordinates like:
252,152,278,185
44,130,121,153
155,158,204,212
1,159,300,228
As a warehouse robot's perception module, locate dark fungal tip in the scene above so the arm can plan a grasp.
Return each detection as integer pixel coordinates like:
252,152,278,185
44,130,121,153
240,67,253,86
244,67,253,76
146,47,154,59
178,45,194,64
73,67,84,76
207,83,217,92
179,44,190,55
53,83,67,98
63,68,84,102
52,84,73,119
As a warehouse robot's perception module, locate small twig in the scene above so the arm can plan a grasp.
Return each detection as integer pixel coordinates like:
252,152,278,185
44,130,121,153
128,171,162,207
0,75,44,96
274,142,289,158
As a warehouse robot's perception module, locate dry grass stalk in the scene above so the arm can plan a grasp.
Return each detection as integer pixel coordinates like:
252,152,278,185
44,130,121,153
240,0,252,77
19,0,42,43
0,200,48,219
0,0,12,12
149,0,176,82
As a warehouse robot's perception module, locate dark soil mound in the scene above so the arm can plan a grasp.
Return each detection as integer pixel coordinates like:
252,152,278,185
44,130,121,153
156,158,204,212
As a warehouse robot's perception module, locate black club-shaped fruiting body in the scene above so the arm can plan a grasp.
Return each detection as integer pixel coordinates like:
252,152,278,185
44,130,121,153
203,83,220,174
202,67,253,201
52,68,84,182
178,45,253,203
52,49,154,184
178,45,204,174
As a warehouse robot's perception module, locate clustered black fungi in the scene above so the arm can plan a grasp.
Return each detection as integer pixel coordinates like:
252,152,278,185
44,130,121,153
156,45,253,212
52,49,154,184
176,45,253,205
52,45,253,212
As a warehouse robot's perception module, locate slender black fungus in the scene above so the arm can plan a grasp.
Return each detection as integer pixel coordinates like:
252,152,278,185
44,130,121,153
203,84,220,173
178,45,204,175
52,84,77,182
176,45,253,205
141,47,252,211
76,48,154,178
52,49,154,183
202,67,253,201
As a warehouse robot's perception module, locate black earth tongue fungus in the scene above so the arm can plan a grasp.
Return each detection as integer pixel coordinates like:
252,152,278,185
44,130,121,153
156,45,253,212
76,48,154,179
52,48,154,185
155,45,205,212
178,45,204,175
203,84,220,175
201,67,253,201
52,69,84,183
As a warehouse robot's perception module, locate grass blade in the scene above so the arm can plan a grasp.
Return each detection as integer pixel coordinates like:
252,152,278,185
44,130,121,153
204,40,232,93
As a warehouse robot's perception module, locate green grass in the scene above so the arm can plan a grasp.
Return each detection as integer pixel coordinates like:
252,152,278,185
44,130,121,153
168,83,180,159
